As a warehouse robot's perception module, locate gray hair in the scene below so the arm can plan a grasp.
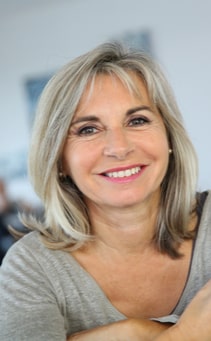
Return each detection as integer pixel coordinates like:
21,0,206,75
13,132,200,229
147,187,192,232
23,42,198,257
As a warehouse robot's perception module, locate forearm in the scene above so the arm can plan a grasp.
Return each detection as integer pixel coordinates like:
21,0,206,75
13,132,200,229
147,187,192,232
154,280,211,341
153,323,185,341
67,318,171,341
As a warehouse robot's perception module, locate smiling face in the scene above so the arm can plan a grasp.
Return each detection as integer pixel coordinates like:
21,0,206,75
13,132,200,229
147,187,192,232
62,73,170,213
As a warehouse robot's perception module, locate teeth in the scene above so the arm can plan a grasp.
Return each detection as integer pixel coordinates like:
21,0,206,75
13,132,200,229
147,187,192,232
106,166,141,178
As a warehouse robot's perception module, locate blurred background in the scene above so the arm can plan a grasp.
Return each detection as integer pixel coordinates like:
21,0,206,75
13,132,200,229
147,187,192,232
0,0,211,262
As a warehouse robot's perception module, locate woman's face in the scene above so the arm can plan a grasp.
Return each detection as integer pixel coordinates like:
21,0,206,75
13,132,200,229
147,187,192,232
62,74,170,212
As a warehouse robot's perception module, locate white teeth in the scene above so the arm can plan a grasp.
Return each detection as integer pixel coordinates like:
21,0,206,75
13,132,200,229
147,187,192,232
106,166,141,178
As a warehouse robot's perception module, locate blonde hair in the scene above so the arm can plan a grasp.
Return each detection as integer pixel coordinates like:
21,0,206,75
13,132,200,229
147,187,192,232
23,42,198,257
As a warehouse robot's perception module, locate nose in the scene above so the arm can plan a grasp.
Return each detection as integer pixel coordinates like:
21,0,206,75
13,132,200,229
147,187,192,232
103,128,134,160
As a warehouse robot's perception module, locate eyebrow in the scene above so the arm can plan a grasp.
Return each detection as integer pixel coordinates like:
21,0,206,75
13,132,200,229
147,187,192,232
71,105,153,125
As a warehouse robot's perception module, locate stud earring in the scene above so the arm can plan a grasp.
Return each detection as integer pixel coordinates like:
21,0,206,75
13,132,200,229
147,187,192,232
59,172,66,182
59,172,72,184
169,149,173,154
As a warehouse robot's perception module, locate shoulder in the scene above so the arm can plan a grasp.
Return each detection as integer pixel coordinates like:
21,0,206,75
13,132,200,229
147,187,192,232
0,231,70,286
0,231,75,309
2,231,50,265
204,189,211,205
193,189,211,262
198,190,211,227
2,230,69,263
0,230,84,289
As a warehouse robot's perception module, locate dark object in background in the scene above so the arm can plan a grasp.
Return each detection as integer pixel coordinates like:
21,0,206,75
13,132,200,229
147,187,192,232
0,210,17,264
0,179,32,265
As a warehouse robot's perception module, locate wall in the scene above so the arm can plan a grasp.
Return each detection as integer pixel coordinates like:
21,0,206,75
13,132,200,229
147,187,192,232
0,0,211,202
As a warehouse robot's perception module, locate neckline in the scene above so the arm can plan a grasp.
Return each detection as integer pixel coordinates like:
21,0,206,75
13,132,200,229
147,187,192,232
64,191,209,320
170,190,209,315
65,250,127,319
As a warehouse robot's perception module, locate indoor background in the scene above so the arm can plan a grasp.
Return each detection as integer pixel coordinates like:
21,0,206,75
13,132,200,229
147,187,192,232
0,0,211,206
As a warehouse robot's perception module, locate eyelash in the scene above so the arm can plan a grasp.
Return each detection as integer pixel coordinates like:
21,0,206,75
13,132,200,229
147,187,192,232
76,126,98,136
72,116,151,137
128,116,151,126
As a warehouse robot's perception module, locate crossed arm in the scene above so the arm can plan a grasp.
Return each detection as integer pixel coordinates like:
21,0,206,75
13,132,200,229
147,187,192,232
67,279,211,341
67,318,171,341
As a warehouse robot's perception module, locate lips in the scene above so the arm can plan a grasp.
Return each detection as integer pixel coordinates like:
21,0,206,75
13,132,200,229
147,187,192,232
104,166,141,178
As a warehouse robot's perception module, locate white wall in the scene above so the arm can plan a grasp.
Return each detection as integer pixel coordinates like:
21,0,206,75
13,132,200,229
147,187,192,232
1,0,211,202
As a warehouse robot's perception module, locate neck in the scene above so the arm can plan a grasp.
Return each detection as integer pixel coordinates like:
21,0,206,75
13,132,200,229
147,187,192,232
87,200,159,255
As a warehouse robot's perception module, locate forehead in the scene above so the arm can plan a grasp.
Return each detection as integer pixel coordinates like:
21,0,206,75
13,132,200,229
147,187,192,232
75,72,150,113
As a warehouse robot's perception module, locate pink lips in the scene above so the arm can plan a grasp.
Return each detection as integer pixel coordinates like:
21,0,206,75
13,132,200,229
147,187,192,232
100,164,144,183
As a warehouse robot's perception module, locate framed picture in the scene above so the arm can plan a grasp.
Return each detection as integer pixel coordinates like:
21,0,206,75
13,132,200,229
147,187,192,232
24,74,52,128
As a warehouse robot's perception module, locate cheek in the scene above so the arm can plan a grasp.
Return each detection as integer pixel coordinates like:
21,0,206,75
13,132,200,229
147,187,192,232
153,127,169,151
62,144,74,175
62,138,81,172
140,131,169,157
62,143,91,179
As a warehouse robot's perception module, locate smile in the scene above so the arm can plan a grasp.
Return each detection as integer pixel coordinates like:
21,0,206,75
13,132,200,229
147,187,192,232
105,166,141,178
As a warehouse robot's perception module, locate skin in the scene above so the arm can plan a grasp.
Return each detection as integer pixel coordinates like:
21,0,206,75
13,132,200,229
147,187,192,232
63,74,170,216
62,74,210,340
154,279,211,341
67,319,171,341
66,281,211,341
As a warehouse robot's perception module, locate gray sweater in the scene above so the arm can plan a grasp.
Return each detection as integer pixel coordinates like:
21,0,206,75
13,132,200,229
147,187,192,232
0,191,211,340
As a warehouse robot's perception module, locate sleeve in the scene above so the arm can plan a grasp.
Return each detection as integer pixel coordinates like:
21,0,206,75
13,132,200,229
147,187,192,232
0,239,67,341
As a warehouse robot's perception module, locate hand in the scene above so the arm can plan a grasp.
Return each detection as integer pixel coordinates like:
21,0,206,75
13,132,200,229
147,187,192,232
154,279,211,341
67,318,171,341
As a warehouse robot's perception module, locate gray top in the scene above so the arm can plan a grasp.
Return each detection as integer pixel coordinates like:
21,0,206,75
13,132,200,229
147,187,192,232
0,191,211,340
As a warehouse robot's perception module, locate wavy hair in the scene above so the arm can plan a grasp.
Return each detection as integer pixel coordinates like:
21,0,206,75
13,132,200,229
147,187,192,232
22,42,198,257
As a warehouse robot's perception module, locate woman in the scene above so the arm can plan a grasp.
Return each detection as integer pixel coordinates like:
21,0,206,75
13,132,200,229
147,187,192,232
0,42,211,340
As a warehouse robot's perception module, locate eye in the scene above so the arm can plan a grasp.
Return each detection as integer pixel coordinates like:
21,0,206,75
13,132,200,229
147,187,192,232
128,116,150,126
77,125,98,136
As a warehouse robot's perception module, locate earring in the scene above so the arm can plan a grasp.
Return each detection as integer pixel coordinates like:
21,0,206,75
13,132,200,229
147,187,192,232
59,172,66,182
169,149,173,154
59,172,63,177
59,172,72,185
